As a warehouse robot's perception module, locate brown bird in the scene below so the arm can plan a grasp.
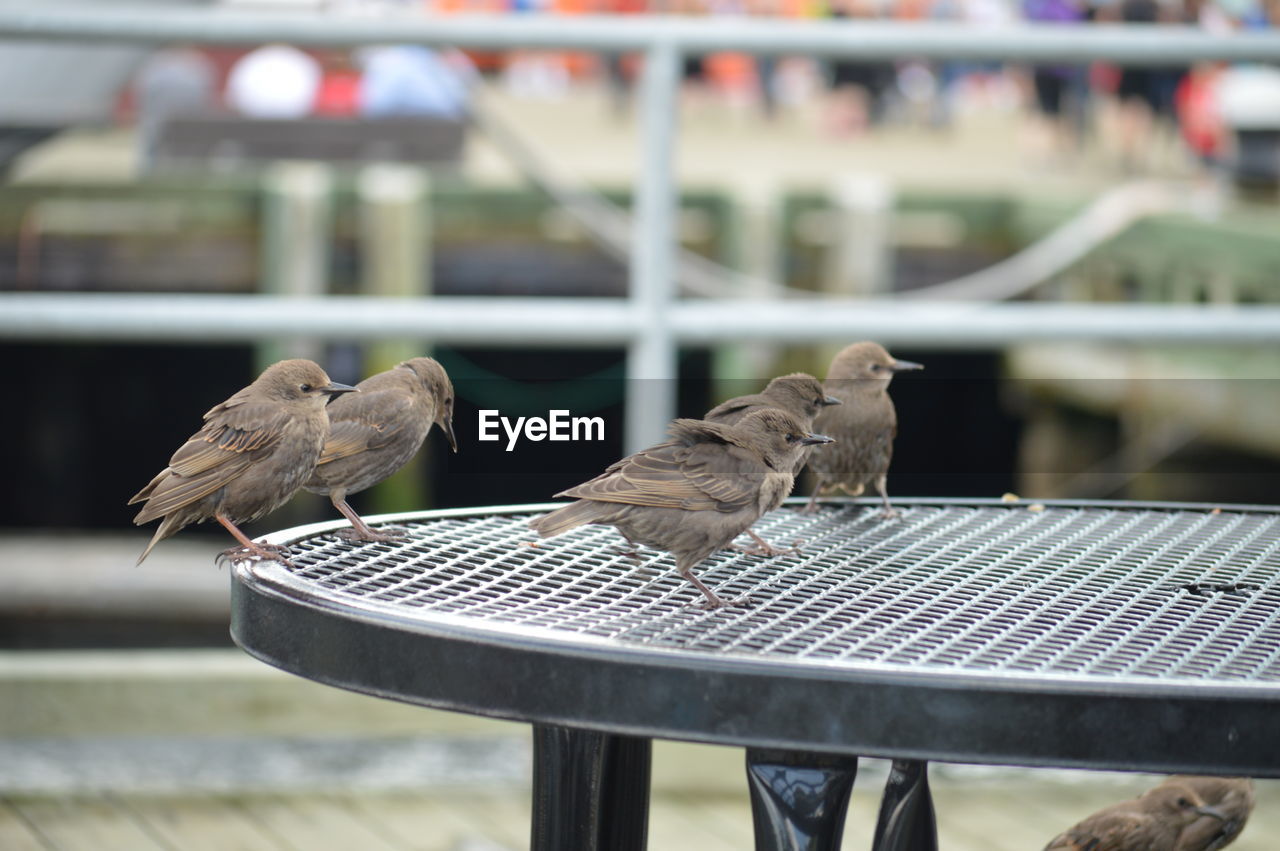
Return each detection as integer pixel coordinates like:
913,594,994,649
130,359,356,566
1044,782,1228,851
804,341,922,516
305,357,456,542
1164,776,1254,850
529,408,834,609
704,372,840,555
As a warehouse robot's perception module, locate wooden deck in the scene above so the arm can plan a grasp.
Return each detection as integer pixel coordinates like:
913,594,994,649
2,649,1278,850
5,775,1279,850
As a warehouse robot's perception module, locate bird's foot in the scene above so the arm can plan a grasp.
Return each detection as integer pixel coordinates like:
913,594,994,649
800,501,823,515
690,593,751,611
878,507,901,520
217,542,293,568
727,540,802,558
613,545,645,560
338,525,408,543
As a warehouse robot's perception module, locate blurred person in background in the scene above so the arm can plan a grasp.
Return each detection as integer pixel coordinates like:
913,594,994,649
825,0,893,135
226,44,322,119
1021,0,1086,163
359,45,475,118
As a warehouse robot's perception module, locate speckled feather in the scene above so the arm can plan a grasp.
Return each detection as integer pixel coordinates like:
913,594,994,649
305,357,455,499
530,409,815,575
1044,783,1222,851
130,359,348,564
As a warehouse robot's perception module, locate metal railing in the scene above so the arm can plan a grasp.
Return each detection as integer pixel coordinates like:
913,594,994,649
3,8,1280,450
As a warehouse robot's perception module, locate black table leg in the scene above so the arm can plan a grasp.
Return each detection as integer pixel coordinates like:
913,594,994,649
531,724,652,851
871,759,938,851
746,748,859,851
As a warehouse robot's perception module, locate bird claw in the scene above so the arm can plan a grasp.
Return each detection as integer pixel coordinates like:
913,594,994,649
879,508,901,519
727,540,802,558
338,525,408,543
217,543,293,568
690,594,751,611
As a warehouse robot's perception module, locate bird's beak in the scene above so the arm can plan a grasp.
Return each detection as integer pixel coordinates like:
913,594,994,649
821,395,842,406
800,432,835,446
891,359,924,372
324,382,358,395
1195,806,1229,822
440,417,458,453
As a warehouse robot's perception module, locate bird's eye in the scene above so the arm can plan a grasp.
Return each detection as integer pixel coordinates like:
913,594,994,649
1177,797,1191,808
300,383,313,393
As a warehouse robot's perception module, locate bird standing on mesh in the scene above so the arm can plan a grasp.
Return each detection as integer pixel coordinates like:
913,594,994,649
130,359,357,566
704,372,840,554
529,408,834,609
1043,781,1229,851
805,341,922,516
305,357,457,542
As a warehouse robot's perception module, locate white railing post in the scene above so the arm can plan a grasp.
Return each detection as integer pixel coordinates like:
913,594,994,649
625,39,681,454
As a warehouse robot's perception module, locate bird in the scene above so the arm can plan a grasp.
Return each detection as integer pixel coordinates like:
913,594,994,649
804,341,922,516
1164,776,1254,850
1043,781,1228,851
704,372,841,433
704,372,840,555
304,357,456,542
529,408,834,609
130,359,356,566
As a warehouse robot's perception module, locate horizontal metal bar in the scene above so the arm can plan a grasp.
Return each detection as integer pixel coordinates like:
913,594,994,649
4,293,1279,347
668,300,1280,346
0,294,640,345
1,9,1279,64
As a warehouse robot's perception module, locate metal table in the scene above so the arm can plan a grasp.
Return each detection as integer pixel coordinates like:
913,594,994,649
230,498,1280,850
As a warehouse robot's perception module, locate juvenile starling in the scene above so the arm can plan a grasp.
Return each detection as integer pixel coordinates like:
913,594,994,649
1043,782,1227,851
305,357,456,542
529,408,834,609
805,341,922,516
704,372,841,431
130,359,356,566
705,372,840,554
1164,776,1254,850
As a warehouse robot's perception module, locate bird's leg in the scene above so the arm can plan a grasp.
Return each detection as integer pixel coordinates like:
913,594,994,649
679,568,746,610
727,529,801,558
875,475,899,519
215,513,292,566
802,479,827,514
332,495,407,543
613,533,644,560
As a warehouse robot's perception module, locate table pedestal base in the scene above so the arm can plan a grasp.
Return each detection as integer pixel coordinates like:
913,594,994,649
531,724,652,851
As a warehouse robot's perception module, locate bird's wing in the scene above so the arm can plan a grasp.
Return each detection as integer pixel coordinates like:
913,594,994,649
316,390,415,464
558,441,759,512
133,401,292,520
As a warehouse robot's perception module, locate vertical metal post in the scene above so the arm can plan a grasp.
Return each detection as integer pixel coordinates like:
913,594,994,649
625,40,680,454
358,163,431,514
259,160,333,371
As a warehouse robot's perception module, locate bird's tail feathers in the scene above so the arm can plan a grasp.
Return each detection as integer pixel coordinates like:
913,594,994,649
135,515,181,565
529,500,614,538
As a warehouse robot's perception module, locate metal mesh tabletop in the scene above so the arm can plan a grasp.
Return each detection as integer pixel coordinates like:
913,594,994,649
232,499,1280,775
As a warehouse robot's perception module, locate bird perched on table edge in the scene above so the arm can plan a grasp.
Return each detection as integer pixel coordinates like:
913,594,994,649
305,357,456,542
704,372,840,555
805,341,922,517
1043,780,1229,851
130,358,357,567
529,408,834,609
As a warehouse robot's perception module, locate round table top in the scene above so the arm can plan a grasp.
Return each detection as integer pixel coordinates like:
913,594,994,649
231,498,1280,776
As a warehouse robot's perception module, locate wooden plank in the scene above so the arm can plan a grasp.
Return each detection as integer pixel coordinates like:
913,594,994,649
0,798,50,851
7,794,169,851
235,794,406,851
118,795,286,851
346,791,523,851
